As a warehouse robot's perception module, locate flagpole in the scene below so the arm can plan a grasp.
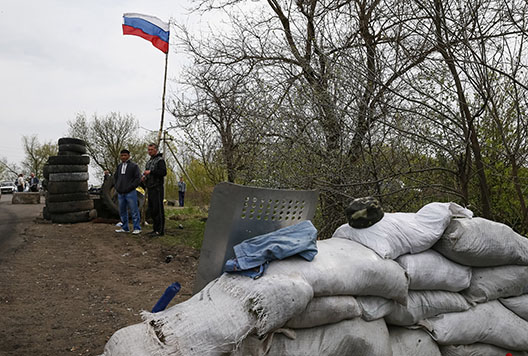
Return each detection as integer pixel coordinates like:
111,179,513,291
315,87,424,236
157,46,169,147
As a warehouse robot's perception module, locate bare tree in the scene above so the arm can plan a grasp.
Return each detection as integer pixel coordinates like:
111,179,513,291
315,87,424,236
67,113,147,176
175,0,528,234
22,135,58,178
177,0,442,235
170,61,265,184
0,157,20,181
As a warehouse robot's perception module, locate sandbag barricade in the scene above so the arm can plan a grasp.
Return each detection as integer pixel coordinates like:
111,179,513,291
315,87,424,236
100,203,528,355
42,137,96,223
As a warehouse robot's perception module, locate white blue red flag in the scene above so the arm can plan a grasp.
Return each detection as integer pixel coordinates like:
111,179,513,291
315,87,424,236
122,13,169,53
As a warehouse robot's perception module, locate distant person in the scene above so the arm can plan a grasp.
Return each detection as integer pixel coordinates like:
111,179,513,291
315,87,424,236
16,174,25,192
178,176,186,207
29,173,39,192
113,149,142,234
142,143,167,236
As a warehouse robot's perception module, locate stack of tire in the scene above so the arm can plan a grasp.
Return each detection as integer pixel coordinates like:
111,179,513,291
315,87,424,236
42,138,97,223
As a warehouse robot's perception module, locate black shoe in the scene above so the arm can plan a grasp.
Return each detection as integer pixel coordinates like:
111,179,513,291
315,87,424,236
147,231,164,237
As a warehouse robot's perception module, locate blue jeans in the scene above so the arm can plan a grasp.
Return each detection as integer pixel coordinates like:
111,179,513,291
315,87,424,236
118,190,141,231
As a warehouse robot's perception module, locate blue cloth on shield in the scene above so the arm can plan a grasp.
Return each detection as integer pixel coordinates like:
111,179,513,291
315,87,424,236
224,220,318,278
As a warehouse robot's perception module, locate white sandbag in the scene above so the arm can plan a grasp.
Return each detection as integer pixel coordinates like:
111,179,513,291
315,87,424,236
462,265,528,304
418,300,528,350
268,238,409,304
386,290,470,326
100,323,165,356
356,296,396,321
389,326,441,356
396,250,471,291
434,217,528,266
102,238,408,356
440,343,528,356
102,274,312,356
333,202,472,259
234,318,393,356
285,296,362,329
499,294,528,320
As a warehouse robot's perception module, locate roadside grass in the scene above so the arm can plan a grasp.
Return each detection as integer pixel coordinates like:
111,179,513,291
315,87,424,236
160,206,208,250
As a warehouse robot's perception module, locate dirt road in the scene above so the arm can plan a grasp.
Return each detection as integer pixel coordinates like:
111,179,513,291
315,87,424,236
0,199,198,356
0,194,43,258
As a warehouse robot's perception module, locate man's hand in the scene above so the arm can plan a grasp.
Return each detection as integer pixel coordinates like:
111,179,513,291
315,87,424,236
141,170,150,182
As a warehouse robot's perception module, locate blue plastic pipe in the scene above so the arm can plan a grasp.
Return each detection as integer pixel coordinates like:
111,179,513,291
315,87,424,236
151,282,181,313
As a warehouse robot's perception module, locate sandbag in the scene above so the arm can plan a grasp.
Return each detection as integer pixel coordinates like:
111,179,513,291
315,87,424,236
499,294,528,320
434,217,528,266
440,343,528,356
385,291,470,326
396,250,471,291
333,203,472,259
356,296,396,321
462,265,528,304
233,318,393,356
100,323,165,356
102,238,408,356
418,300,528,350
285,296,362,329
389,326,441,356
268,238,409,303
103,274,312,356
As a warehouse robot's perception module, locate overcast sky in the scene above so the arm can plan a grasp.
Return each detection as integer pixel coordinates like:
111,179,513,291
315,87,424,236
0,0,227,173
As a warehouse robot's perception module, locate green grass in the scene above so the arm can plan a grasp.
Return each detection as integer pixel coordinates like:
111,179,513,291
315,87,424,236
160,206,208,250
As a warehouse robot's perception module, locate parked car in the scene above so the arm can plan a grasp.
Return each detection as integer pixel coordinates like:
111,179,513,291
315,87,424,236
0,181,17,194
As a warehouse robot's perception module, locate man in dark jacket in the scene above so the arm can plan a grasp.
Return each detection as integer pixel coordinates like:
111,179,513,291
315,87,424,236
29,173,40,192
142,143,167,236
114,149,142,234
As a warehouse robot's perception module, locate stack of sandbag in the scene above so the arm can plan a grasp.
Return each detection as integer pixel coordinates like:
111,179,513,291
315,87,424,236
100,238,409,355
99,202,528,356
417,217,528,355
335,207,528,355
42,137,96,223
329,202,474,356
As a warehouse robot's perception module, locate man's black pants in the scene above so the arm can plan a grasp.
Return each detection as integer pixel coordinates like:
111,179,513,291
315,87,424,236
178,191,185,207
148,185,165,234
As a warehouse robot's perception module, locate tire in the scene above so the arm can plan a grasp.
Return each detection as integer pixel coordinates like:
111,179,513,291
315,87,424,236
59,143,87,154
47,155,90,165
43,206,51,220
49,172,89,182
58,150,83,156
101,177,145,214
46,165,89,174
58,137,86,146
43,165,50,180
50,209,97,224
46,192,91,203
47,181,88,194
47,199,94,214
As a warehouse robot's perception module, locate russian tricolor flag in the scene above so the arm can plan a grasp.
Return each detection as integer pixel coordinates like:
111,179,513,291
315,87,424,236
122,13,169,53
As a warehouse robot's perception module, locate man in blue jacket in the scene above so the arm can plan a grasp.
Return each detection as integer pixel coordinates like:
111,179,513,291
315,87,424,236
142,143,167,236
114,149,142,234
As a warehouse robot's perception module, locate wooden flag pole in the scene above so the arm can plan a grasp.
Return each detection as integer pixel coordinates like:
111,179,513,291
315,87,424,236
157,46,169,147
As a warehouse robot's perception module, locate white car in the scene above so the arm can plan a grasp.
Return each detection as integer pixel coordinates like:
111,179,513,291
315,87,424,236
0,181,17,194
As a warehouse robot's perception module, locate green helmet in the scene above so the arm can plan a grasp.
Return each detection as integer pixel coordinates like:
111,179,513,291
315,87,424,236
345,196,384,228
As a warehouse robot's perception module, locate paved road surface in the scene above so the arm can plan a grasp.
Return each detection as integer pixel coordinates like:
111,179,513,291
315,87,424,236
0,193,44,259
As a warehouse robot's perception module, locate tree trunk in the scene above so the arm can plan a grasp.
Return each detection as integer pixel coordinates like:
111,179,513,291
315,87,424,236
433,0,491,218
